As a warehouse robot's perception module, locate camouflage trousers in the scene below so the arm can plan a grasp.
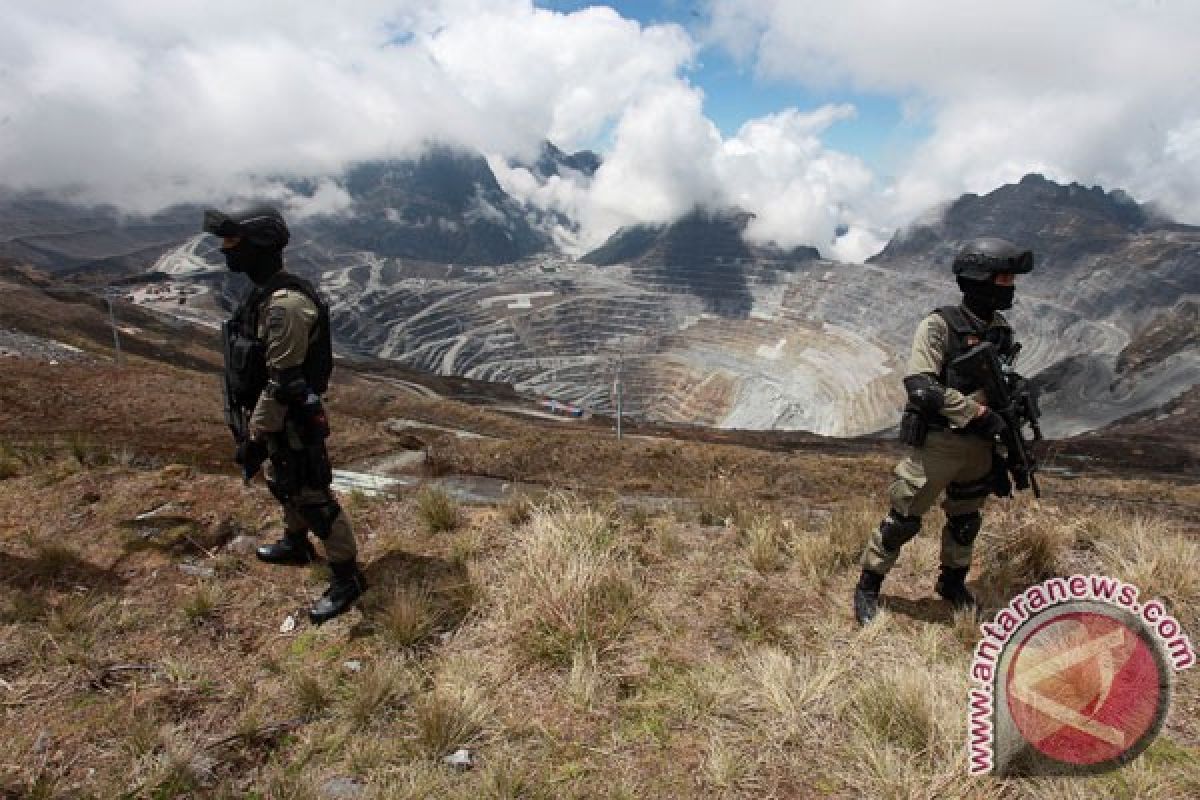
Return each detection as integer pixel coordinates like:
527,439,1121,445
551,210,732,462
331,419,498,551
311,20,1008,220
263,460,357,563
861,429,993,574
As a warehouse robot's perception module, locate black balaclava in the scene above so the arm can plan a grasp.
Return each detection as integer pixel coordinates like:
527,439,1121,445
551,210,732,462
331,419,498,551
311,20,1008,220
951,237,1032,319
223,240,284,286
957,276,1015,318
202,207,290,286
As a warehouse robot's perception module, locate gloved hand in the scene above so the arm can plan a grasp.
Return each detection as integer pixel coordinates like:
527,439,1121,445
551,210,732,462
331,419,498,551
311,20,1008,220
972,407,1008,439
235,438,269,482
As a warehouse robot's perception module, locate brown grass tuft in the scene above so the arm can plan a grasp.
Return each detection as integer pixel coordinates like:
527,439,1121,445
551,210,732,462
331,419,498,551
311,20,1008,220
411,682,489,758
379,585,439,648
0,441,21,480
976,507,1077,602
181,584,220,624
744,514,787,573
341,657,413,730
500,491,534,526
416,485,461,533
499,498,639,667
290,670,330,717
1091,515,1200,617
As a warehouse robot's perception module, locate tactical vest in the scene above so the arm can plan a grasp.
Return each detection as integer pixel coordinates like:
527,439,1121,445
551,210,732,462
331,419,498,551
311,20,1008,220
223,271,333,411
933,305,1014,391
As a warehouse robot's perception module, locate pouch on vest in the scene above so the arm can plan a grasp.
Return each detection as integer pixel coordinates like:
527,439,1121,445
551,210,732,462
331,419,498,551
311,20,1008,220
222,319,267,409
899,409,928,447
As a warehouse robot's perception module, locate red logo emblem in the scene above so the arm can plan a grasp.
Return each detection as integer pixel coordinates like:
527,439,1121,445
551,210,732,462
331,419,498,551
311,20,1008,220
1005,610,1168,768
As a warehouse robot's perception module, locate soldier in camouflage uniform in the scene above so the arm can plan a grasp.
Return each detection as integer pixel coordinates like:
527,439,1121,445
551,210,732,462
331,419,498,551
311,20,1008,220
204,208,366,624
853,237,1035,625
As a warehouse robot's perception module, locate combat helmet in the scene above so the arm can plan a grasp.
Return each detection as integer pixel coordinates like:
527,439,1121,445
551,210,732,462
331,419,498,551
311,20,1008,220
952,237,1034,280
202,207,290,249
202,207,290,284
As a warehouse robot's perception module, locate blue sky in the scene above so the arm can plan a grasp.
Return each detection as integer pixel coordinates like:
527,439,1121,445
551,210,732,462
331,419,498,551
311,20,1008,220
537,0,931,177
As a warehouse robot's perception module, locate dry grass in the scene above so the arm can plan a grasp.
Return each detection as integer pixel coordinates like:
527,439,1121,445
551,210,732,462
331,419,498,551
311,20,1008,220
0,441,20,480
791,502,872,582
697,473,750,527
291,669,331,717
499,491,534,526
1,432,1198,798
378,585,439,648
496,498,640,667
1089,514,1200,618
181,583,220,624
411,682,489,758
416,485,462,533
975,505,1078,604
341,657,414,730
744,514,787,573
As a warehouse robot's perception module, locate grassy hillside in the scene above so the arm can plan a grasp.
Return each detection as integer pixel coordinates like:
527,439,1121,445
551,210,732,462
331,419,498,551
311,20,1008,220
1,271,1197,797
1,423,1197,798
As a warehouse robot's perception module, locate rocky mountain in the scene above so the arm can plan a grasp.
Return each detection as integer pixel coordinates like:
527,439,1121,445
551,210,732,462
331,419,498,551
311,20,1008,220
0,144,560,281
869,173,1200,435
515,140,601,181
583,209,820,317
0,190,196,277
6,162,1196,440
244,173,1191,438
299,146,552,266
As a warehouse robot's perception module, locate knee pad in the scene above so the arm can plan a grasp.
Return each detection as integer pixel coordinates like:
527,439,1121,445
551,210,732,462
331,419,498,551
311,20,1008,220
880,510,922,552
298,499,341,539
945,511,982,547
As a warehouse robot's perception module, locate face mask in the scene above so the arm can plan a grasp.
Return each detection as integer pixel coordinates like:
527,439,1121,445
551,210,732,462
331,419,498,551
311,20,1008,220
223,241,282,285
958,277,1015,313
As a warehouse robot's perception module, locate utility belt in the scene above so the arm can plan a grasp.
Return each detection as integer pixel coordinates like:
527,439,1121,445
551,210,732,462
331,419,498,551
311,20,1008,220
899,410,1010,500
899,410,974,447
265,414,333,501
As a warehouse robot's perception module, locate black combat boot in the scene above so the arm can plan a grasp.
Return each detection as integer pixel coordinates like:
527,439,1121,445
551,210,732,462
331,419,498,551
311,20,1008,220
256,530,318,566
309,561,367,625
853,569,885,625
935,566,978,612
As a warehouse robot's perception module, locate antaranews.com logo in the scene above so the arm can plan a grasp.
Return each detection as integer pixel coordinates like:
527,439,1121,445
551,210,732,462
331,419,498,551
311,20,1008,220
968,574,1195,776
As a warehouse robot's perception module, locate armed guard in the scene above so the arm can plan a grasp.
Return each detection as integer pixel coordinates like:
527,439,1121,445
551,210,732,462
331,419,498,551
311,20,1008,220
206,207,367,624
853,237,1040,625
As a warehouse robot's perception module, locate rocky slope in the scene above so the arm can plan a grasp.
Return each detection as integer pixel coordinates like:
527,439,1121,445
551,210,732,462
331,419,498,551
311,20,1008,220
3,158,1196,439
254,176,1195,437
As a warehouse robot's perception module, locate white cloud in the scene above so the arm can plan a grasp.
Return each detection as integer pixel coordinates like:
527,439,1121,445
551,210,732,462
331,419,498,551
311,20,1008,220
495,90,884,258
0,1,690,206
705,0,1200,226
0,0,888,261
6,0,1193,265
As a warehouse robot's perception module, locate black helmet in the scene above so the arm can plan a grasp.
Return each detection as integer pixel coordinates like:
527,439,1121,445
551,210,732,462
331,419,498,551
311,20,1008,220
952,237,1033,280
202,207,290,249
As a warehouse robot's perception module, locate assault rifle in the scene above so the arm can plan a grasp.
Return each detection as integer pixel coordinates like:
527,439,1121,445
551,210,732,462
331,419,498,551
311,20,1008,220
221,319,268,483
948,341,1043,498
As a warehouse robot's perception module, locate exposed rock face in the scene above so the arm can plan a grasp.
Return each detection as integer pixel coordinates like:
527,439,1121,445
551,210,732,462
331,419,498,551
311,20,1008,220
300,146,552,266
516,140,601,181
302,177,1195,437
869,174,1200,436
7,161,1196,439
583,209,820,318
0,190,196,275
